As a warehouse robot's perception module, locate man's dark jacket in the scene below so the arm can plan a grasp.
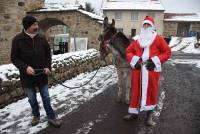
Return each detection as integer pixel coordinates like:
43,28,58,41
11,31,51,88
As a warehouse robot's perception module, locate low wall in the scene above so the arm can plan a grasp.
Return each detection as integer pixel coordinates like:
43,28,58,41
0,49,110,108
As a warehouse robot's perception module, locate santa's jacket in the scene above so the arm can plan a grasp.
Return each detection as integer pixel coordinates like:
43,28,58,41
126,35,171,114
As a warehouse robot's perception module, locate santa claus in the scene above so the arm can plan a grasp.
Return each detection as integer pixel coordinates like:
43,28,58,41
124,16,171,126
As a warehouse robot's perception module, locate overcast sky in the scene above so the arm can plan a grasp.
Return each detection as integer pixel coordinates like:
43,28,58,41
45,0,200,14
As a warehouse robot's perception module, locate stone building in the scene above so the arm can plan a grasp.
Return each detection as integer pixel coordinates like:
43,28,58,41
0,0,44,65
102,0,165,38
163,13,200,38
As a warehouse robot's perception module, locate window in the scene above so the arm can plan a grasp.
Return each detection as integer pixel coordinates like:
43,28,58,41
116,28,123,33
115,11,122,20
147,12,155,18
131,29,136,37
18,2,25,6
131,12,139,21
103,12,107,17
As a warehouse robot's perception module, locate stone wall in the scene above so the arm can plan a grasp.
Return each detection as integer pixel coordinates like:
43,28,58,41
0,0,44,65
163,22,178,37
0,55,108,108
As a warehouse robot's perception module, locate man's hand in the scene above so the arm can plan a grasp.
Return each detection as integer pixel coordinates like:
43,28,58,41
146,59,155,71
44,68,51,75
26,66,35,75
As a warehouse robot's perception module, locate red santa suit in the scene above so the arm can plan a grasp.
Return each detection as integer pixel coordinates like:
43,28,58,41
126,16,171,114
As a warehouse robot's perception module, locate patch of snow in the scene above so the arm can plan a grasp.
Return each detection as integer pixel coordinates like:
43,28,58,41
36,3,103,22
0,64,19,81
74,121,94,134
169,37,200,54
170,59,200,68
38,3,80,11
73,113,108,134
154,91,165,117
78,9,103,21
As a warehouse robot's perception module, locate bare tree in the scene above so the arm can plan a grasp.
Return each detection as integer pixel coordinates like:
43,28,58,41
85,2,95,13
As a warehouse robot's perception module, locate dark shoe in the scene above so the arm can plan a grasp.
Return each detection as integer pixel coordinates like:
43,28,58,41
48,116,62,128
146,111,156,126
123,113,138,121
31,116,40,126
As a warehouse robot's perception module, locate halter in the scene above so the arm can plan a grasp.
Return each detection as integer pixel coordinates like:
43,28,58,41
102,31,118,50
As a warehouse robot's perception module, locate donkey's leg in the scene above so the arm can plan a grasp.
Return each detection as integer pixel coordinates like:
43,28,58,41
124,68,131,105
116,66,123,102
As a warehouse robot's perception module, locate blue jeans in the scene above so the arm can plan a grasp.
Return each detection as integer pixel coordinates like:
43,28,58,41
25,84,56,119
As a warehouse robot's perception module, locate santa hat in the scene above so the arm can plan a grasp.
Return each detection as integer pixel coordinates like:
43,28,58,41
142,16,156,28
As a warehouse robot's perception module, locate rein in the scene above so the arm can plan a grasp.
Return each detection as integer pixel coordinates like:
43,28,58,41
32,61,104,89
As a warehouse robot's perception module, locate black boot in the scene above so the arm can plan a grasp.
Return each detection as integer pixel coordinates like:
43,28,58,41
146,110,156,126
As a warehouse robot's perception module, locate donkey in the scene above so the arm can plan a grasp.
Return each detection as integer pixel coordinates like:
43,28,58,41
99,17,131,104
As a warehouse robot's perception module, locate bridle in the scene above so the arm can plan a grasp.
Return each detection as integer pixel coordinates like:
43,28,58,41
99,30,118,54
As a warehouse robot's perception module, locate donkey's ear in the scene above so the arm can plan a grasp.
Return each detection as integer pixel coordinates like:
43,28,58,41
111,19,115,27
103,17,108,28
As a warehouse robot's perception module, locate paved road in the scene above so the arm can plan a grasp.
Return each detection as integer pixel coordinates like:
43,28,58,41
172,52,200,59
40,54,200,134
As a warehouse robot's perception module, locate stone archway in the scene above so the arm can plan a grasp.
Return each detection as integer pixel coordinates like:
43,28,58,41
39,18,67,33
28,10,103,51
38,18,69,50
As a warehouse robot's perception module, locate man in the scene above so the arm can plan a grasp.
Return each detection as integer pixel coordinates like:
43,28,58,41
11,15,61,127
124,16,171,126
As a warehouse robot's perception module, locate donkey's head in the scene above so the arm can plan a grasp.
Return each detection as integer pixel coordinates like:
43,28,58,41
99,17,117,59
99,17,130,60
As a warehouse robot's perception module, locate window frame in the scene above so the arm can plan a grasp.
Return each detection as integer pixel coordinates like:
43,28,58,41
131,11,139,21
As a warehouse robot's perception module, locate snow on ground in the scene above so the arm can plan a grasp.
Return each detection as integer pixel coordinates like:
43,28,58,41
0,64,19,81
169,59,200,68
0,65,117,134
169,37,200,53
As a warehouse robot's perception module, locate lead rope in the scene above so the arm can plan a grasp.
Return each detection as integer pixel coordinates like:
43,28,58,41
34,61,105,89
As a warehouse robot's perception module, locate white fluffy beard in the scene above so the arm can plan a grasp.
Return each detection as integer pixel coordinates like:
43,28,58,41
138,27,157,48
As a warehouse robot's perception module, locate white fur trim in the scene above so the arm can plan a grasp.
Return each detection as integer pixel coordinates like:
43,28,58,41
142,46,149,62
151,56,162,72
130,56,140,69
141,64,148,107
140,46,149,109
142,20,155,28
128,105,157,114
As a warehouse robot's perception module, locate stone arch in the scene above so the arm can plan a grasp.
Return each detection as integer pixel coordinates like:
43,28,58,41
38,18,67,33
29,10,103,51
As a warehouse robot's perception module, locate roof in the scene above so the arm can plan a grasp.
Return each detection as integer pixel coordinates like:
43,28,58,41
164,13,200,22
102,0,165,11
36,3,80,11
32,3,103,22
